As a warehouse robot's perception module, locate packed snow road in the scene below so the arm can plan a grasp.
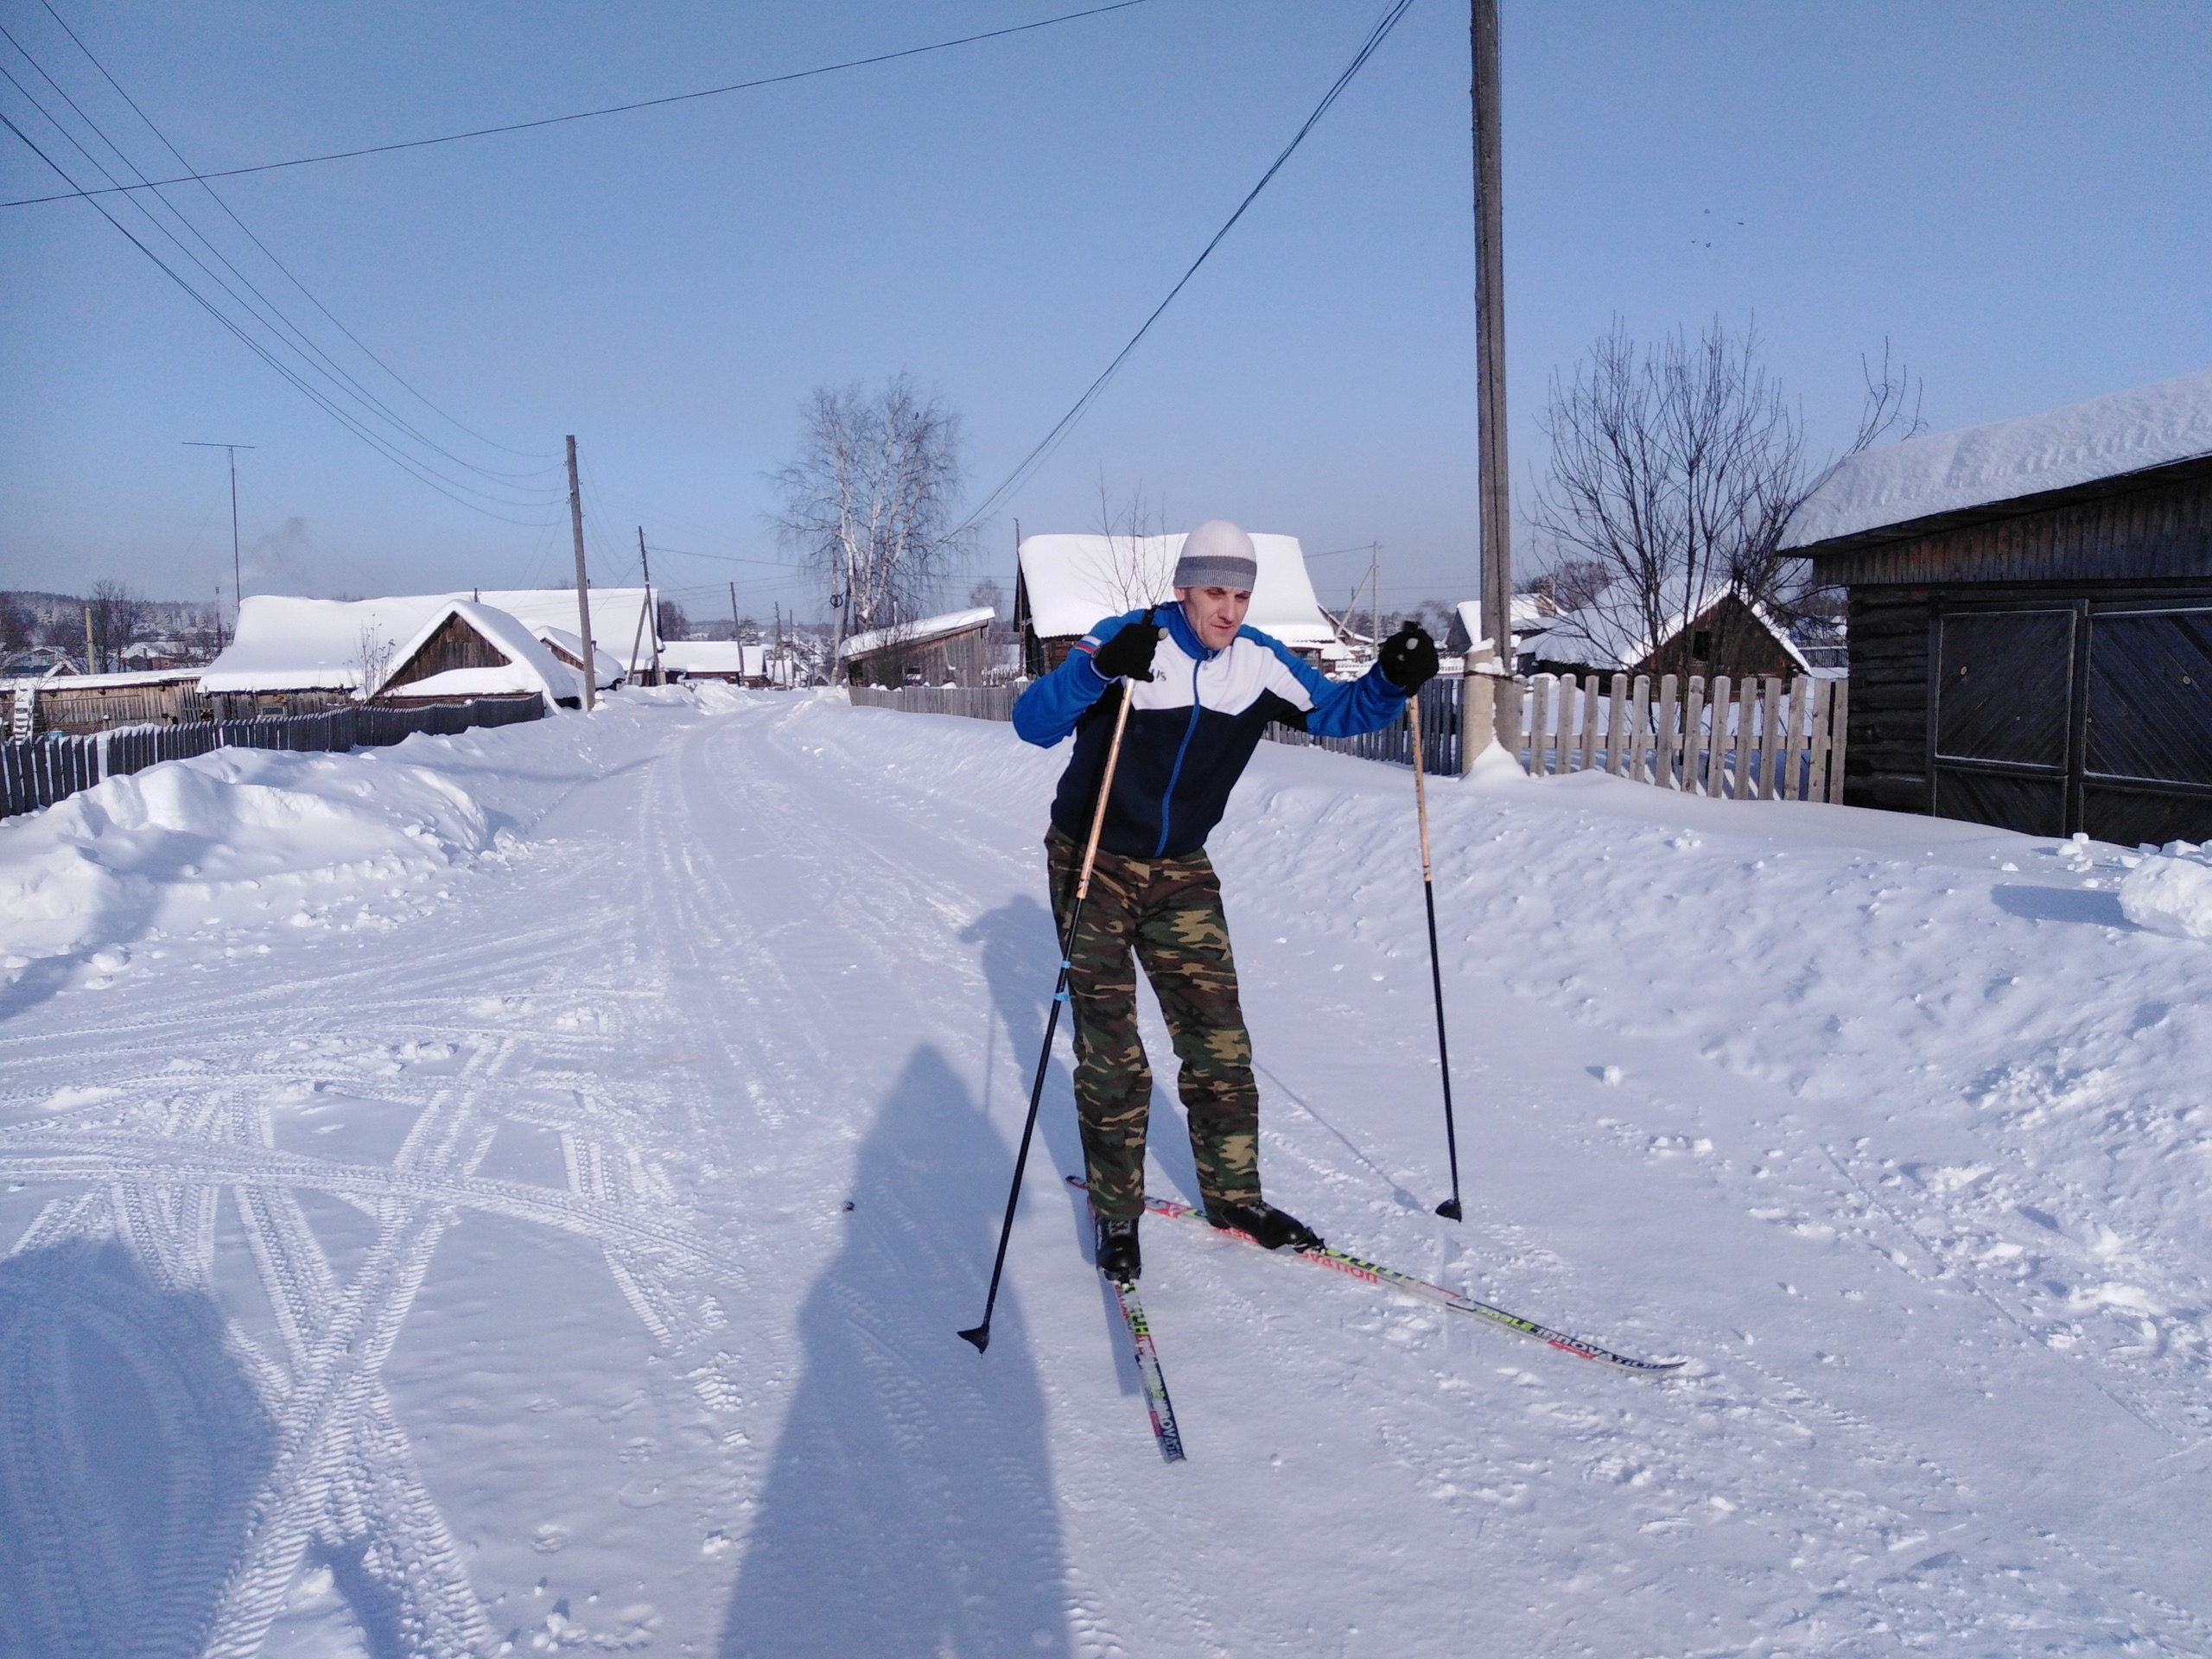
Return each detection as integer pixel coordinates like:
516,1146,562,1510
2,686,2209,1657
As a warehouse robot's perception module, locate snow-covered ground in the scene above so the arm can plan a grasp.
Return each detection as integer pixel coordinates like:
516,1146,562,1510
3,687,2209,1658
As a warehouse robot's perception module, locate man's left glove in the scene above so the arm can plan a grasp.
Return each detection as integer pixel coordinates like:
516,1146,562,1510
1090,611,1160,682
1378,620,1440,691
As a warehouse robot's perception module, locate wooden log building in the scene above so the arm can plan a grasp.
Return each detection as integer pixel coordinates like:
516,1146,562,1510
1784,369,2212,844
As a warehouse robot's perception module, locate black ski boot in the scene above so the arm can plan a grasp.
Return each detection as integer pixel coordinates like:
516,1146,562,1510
1096,1217,1141,1284
1206,1198,1324,1253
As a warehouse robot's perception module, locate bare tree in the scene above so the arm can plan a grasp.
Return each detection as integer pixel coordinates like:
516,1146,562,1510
772,374,972,647
86,581,147,673
1091,478,1176,613
353,625,398,698
1529,320,1920,677
657,598,691,642
1518,557,1611,614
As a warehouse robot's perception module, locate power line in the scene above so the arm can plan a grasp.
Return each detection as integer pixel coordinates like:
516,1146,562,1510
0,105,563,525
0,50,564,517
954,0,1415,536
0,0,1160,210
30,0,553,465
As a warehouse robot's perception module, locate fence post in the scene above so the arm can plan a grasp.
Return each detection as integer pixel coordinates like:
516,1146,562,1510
1681,676,1707,795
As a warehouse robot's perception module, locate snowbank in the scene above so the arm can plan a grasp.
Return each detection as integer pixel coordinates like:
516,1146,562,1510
2120,842,2212,939
0,746,494,963
1785,365,2212,546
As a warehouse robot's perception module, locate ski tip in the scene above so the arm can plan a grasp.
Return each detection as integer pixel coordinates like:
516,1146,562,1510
1433,1198,1463,1222
956,1325,991,1355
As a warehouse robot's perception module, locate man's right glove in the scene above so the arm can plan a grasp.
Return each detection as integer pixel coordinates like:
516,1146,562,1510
1378,620,1440,691
1090,611,1160,682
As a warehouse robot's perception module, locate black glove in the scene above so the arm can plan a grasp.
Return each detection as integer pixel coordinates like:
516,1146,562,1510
1378,620,1439,691
1091,611,1160,682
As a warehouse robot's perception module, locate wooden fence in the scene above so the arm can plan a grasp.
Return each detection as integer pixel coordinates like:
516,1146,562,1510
1263,676,1467,775
849,684,1019,721
843,671,1848,804
2,694,547,819
1517,671,1848,802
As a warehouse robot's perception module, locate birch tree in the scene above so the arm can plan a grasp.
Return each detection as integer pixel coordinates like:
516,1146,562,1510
772,375,972,646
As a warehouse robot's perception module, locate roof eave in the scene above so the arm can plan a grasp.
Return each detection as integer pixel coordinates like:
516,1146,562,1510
1786,449,2212,567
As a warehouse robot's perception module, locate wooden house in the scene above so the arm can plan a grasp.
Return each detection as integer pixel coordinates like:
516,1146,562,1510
1522,588,1813,684
372,602,581,707
1783,366,2212,843
1014,532,1338,676
840,607,997,688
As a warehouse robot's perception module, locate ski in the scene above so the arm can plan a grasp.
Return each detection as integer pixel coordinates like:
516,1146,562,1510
1068,1177,1681,1376
1110,1275,1187,1463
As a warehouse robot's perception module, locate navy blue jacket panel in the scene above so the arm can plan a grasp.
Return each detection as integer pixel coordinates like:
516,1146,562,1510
1012,603,1409,859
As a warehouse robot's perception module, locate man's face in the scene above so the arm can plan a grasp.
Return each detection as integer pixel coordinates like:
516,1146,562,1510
1176,586,1251,652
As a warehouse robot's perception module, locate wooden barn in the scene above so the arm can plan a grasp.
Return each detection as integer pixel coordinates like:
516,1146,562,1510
840,607,998,688
1783,367,2212,844
372,602,581,708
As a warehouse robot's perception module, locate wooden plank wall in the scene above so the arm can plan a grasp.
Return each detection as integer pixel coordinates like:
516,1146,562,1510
1843,588,1934,811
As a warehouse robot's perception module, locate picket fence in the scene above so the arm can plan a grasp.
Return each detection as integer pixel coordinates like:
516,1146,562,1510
1,695,546,819
1519,671,1848,803
841,672,1848,804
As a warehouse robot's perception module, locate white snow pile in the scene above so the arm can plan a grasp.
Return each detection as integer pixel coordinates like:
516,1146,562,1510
0,746,493,963
1785,363,2212,545
2119,840,2212,939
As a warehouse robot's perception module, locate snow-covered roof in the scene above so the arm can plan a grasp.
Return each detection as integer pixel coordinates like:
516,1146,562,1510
2,667,198,691
200,589,656,693
1019,533,1336,647
840,607,997,661
1531,587,1814,677
475,588,660,672
372,601,579,706
1784,365,2212,549
1452,596,1554,653
200,595,448,692
531,625,625,690
659,641,767,677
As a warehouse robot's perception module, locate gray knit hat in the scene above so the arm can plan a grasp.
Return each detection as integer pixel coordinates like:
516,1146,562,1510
1172,519,1259,591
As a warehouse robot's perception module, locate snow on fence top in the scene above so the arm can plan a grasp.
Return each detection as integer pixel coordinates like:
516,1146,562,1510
1784,365,2212,548
201,589,658,693
839,607,997,661
1019,533,1337,649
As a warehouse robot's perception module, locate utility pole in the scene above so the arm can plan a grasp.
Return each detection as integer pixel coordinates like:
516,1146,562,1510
185,441,254,639
566,435,598,711
729,582,741,641
1471,0,1514,741
636,526,663,685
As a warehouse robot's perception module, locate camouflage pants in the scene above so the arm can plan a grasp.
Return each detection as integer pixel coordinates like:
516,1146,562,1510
1046,827,1262,1224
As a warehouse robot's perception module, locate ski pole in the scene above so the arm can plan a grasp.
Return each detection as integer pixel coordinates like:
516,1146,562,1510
1407,686,1465,1222
960,666,1141,1354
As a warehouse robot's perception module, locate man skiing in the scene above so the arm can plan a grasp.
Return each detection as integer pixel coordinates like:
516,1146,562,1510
1012,519,1440,1285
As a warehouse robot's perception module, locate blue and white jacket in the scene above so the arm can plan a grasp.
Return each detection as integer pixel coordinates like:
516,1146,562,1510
1013,604,1409,860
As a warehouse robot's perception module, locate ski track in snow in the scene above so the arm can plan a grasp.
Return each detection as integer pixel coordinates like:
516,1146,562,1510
2,687,2209,1656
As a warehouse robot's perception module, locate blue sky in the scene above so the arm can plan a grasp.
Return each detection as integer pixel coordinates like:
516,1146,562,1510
3,0,2208,626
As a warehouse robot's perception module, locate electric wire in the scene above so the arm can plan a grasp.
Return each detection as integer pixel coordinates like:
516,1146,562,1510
0,0,1160,209
0,105,562,526
0,40,556,500
953,0,1416,537
32,0,555,465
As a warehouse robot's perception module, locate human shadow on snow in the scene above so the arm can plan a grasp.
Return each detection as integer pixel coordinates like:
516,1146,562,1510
0,1237,277,1659
715,1044,1072,1659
